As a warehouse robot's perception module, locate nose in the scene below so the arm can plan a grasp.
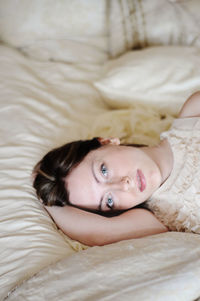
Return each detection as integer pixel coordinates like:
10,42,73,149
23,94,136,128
121,176,133,191
109,176,133,192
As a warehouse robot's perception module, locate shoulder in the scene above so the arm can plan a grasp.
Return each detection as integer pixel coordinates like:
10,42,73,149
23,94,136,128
178,91,200,118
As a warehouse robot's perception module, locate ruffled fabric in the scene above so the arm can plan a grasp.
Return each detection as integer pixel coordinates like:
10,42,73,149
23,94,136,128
146,117,200,233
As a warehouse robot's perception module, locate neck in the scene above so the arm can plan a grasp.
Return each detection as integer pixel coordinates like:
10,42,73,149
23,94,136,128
143,139,173,184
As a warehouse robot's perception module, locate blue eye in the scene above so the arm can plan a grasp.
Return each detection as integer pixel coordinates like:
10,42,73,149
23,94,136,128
107,196,114,209
101,164,108,177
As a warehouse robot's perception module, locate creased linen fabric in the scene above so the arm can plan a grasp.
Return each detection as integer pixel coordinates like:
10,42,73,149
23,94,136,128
0,43,174,300
1,0,200,298
0,44,105,300
0,0,108,63
7,233,200,301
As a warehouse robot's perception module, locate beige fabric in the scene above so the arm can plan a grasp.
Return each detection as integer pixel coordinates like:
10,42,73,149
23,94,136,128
1,42,200,300
0,43,175,300
109,0,200,57
0,44,104,300
2,0,200,61
7,232,200,301
1,3,200,297
94,46,200,116
146,117,200,233
0,0,108,63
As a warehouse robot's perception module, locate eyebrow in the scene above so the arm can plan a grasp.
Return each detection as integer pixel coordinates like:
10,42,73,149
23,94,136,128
92,162,103,211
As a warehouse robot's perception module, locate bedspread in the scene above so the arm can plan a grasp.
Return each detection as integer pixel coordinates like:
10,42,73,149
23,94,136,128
7,233,200,301
1,1,200,300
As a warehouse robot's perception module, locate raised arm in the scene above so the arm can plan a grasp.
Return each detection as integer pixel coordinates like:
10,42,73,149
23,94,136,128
45,206,168,246
179,91,200,118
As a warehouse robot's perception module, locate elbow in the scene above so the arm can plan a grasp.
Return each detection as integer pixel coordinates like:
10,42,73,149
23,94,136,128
85,240,105,247
65,231,108,247
58,227,109,247
82,235,108,247
81,232,113,247
162,225,169,233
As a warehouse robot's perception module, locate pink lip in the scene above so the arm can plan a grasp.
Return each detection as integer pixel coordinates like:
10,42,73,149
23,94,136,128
137,169,146,192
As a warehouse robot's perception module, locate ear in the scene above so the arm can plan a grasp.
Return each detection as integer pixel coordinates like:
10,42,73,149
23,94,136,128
97,137,120,146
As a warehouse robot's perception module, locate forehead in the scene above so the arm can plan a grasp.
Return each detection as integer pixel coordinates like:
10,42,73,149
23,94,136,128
89,144,127,160
76,144,126,165
65,150,97,209
65,145,123,209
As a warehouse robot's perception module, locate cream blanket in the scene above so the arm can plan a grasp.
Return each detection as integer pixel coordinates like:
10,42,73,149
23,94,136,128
7,233,200,300
1,42,200,301
1,1,200,300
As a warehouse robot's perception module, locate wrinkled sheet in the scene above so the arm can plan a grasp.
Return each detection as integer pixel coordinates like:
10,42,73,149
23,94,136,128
1,42,200,301
0,43,106,300
7,233,200,301
0,0,108,64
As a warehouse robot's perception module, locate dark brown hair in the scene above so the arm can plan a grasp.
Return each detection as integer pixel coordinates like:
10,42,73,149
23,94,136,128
33,138,101,207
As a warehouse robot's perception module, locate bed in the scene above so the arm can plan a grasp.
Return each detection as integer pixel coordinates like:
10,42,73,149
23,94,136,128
1,1,200,300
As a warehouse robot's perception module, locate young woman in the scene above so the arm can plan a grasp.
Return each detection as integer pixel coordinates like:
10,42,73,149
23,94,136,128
33,91,200,246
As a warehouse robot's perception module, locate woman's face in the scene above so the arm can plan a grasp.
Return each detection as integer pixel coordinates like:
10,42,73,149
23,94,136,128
65,143,162,212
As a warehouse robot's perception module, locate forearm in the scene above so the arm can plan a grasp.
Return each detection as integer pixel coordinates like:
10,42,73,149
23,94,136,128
106,209,168,245
45,205,111,246
45,206,168,246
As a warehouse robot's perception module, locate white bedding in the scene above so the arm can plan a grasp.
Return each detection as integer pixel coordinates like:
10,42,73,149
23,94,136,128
109,0,200,57
0,44,106,300
1,1,200,300
7,233,200,301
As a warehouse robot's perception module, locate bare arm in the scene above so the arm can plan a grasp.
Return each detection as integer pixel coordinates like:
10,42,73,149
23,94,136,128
179,91,200,118
45,205,168,246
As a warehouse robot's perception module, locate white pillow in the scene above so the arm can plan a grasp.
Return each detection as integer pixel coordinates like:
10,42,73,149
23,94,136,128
109,0,200,57
94,46,200,115
0,0,108,63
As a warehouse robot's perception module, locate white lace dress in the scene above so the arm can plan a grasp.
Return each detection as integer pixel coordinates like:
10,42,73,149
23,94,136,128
145,117,200,233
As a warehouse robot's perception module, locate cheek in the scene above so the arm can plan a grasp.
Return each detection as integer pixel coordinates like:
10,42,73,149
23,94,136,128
147,167,162,189
116,191,138,209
